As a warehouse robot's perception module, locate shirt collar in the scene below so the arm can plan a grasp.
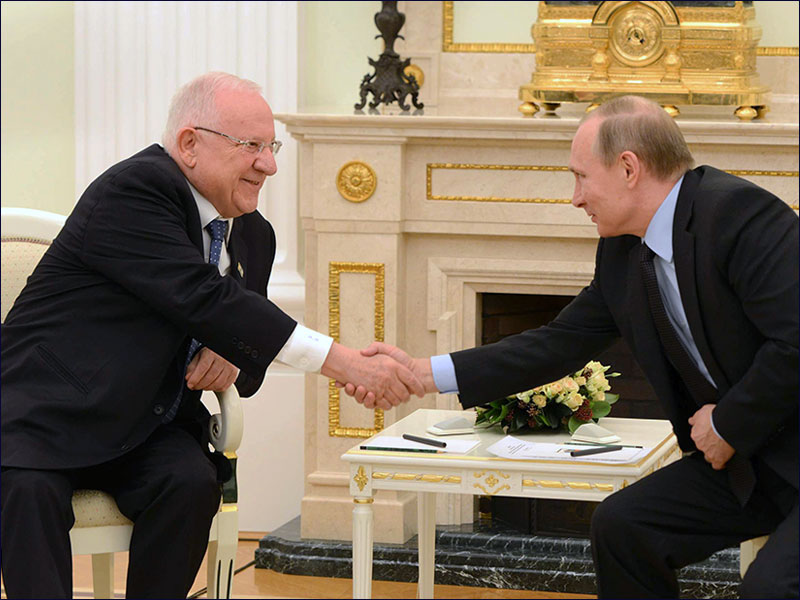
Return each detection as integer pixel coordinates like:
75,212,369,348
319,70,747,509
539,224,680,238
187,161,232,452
643,175,684,263
186,180,233,245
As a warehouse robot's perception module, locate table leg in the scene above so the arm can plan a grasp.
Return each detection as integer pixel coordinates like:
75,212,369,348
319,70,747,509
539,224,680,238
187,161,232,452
352,496,374,599
417,491,436,599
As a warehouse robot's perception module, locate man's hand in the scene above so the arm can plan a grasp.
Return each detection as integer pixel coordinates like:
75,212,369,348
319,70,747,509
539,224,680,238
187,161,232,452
688,404,735,470
186,347,240,391
339,342,438,406
321,343,425,410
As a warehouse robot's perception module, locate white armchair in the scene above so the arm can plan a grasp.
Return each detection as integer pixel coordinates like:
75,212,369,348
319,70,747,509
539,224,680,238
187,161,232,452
1,207,243,598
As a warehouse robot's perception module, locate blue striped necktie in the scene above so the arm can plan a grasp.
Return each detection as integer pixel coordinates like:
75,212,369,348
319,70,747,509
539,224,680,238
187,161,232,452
163,219,229,422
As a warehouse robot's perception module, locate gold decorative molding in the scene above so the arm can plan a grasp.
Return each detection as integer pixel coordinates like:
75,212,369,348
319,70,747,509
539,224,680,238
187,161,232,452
361,471,461,484
441,1,797,56
472,470,512,495
353,466,369,492
756,47,799,57
1,236,52,245
404,63,425,88
522,479,615,492
354,497,374,504
427,163,798,209
427,163,572,204
336,161,377,203
328,262,386,438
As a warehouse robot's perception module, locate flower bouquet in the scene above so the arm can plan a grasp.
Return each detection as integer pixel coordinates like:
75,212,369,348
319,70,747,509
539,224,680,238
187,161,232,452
474,361,620,434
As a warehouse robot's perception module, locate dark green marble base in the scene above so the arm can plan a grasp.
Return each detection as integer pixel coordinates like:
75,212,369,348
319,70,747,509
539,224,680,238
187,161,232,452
256,517,742,598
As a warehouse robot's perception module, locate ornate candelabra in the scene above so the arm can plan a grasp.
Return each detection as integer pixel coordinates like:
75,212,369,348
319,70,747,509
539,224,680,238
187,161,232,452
355,1,423,112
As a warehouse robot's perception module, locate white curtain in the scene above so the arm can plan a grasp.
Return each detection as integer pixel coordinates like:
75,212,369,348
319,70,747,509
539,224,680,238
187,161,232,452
74,1,305,531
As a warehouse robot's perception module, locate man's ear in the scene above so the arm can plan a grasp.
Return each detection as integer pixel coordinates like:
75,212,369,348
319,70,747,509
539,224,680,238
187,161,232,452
175,127,199,168
618,150,640,188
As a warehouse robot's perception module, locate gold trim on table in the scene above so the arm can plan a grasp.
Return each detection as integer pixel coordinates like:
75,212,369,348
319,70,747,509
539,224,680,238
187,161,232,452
328,262,386,438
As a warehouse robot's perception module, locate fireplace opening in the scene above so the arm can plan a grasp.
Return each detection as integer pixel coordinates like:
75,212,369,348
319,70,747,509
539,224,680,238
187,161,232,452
480,292,665,537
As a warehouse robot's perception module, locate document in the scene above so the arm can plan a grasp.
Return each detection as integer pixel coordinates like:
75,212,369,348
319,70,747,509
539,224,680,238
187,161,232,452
487,436,650,463
360,435,480,454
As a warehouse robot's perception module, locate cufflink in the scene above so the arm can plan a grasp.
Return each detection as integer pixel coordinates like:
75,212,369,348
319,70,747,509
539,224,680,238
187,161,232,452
237,262,244,277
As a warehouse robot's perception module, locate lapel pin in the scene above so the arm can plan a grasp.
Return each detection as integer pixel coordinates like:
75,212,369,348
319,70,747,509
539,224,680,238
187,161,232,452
237,262,244,278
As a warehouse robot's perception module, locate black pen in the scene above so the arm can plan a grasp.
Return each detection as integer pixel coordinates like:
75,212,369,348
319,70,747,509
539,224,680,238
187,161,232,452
402,433,447,448
564,441,643,449
570,445,623,457
359,446,441,454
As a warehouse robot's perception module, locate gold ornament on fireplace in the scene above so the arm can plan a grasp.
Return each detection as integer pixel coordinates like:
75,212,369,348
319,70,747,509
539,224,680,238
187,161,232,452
518,1,769,120
337,161,377,203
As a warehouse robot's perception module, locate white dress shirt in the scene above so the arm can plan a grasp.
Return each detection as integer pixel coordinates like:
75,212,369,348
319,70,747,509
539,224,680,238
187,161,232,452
187,182,332,372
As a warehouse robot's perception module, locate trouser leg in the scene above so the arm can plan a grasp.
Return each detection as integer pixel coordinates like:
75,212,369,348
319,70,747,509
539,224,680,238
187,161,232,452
0,467,75,599
97,425,221,599
740,500,799,599
590,453,785,599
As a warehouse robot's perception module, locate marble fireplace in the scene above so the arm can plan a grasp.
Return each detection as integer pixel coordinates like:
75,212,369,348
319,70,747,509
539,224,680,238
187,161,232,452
276,103,798,545
274,0,797,549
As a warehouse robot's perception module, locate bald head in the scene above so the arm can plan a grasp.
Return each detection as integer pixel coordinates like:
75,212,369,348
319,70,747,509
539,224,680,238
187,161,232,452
581,96,694,182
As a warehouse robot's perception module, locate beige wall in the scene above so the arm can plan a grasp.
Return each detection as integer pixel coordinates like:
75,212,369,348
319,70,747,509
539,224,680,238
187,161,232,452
1,0,797,213
1,0,75,215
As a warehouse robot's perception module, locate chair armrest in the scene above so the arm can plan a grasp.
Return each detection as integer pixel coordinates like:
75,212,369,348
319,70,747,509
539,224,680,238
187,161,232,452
209,386,243,454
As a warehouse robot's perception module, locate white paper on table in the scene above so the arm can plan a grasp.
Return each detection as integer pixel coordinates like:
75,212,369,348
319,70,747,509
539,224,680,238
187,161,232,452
487,435,650,463
362,436,480,454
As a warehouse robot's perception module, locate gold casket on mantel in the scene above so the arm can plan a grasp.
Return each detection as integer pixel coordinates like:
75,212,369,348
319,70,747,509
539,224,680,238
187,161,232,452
519,0,769,120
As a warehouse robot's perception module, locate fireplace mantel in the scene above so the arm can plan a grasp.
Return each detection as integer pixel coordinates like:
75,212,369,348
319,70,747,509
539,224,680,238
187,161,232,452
276,106,798,543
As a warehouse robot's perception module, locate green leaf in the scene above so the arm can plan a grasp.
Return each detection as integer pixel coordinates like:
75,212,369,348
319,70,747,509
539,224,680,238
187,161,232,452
604,393,620,405
591,400,612,419
498,403,510,423
568,416,584,434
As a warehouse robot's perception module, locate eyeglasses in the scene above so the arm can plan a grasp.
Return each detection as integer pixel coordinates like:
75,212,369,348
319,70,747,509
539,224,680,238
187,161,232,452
194,126,282,156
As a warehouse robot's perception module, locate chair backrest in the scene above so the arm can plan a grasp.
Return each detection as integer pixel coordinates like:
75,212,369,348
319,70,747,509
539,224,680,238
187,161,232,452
1,207,66,322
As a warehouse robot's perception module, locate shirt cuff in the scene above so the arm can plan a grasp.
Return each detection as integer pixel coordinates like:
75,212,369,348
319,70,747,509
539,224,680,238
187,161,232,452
275,324,333,373
430,354,459,394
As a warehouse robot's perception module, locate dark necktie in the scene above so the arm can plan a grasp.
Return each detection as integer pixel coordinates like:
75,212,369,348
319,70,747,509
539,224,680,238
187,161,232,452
639,243,755,505
163,219,229,422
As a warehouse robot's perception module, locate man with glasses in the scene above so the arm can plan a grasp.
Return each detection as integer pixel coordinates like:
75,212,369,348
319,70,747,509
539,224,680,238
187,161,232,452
0,71,423,598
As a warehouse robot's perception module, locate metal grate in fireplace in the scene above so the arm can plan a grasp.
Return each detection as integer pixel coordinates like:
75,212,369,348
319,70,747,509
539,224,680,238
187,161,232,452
480,292,665,537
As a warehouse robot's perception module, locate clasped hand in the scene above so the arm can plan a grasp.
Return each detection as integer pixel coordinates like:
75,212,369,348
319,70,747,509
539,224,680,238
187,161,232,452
330,342,437,410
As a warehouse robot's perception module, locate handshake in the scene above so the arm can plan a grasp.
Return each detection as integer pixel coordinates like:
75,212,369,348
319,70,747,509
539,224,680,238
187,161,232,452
321,342,438,410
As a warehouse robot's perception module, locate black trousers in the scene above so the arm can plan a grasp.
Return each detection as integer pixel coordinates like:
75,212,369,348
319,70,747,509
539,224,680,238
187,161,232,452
1,424,221,599
591,452,798,599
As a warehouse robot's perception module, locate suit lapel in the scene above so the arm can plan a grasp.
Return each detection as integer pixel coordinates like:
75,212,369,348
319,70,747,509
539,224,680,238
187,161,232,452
672,172,730,392
228,218,248,285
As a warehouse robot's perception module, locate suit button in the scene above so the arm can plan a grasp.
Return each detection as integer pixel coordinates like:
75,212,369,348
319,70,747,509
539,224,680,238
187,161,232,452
153,404,165,416
245,345,251,354
237,341,245,350
232,336,239,344
251,350,259,359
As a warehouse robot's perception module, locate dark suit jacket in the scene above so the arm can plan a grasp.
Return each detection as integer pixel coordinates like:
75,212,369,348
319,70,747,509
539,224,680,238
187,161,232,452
451,166,799,488
1,144,297,470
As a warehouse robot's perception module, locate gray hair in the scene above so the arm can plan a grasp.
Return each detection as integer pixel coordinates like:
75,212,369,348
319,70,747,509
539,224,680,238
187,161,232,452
583,96,694,181
162,72,262,155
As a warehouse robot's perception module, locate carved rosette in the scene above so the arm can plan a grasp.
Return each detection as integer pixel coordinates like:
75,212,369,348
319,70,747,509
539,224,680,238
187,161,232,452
337,161,377,203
